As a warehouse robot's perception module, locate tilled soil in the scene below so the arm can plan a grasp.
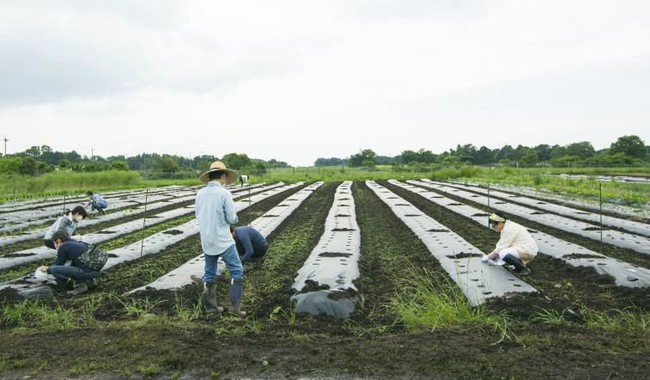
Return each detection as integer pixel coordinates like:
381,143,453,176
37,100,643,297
0,181,648,379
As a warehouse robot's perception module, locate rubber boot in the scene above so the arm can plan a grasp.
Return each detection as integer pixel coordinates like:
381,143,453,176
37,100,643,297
67,282,89,295
228,278,247,317
202,282,223,313
502,254,531,276
87,278,98,290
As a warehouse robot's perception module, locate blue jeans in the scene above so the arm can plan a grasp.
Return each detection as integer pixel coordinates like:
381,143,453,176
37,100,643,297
49,265,100,283
241,244,268,264
203,244,243,283
92,200,108,211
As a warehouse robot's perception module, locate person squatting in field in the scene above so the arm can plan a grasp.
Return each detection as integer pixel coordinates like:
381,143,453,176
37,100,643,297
85,190,108,214
231,224,268,268
43,205,87,249
195,161,247,317
481,211,538,276
38,230,101,295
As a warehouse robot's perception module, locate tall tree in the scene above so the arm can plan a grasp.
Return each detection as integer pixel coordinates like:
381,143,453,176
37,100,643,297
610,135,647,160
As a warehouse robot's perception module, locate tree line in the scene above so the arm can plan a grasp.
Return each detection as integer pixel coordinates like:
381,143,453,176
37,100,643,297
0,135,647,177
0,149,289,179
317,135,648,169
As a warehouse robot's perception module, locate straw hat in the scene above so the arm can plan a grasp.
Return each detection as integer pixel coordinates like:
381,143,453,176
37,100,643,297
199,161,238,184
488,213,506,223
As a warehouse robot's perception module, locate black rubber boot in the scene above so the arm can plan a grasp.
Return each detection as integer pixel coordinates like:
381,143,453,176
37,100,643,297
228,278,246,317
202,282,223,314
502,254,531,276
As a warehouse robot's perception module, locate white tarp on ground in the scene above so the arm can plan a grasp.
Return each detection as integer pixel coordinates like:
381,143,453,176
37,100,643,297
291,181,362,319
126,182,315,292
368,181,537,306
418,180,650,256
397,180,650,288
0,183,293,298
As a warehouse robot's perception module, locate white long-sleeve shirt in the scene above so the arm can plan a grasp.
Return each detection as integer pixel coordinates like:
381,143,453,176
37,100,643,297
195,181,238,256
495,220,538,256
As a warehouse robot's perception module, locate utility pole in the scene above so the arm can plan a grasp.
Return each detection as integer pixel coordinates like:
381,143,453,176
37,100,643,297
3,135,8,156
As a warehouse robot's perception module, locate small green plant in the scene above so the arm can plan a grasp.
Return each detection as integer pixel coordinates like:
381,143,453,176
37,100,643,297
69,362,99,376
582,308,650,331
531,308,567,326
112,294,163,318
137,362,163,377
272,304,298,325
174,300,203,322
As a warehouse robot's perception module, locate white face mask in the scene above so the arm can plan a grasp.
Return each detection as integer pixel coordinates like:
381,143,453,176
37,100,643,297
76,215,84,222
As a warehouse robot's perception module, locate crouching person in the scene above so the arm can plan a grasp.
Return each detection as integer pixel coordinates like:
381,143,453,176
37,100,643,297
37,230,102,295
482,212,538,276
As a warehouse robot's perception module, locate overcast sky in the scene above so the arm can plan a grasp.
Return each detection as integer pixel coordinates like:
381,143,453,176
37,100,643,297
1,0,649,166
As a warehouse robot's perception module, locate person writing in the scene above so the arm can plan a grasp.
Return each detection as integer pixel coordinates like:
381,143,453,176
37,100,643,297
482,212,538,276
43,206,87,249
195,161,246,316
231,225,268,267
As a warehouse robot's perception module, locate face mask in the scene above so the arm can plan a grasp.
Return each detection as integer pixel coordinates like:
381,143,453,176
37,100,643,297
76,216,84,222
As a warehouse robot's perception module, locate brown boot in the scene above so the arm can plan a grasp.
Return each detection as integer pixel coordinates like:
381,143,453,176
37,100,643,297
202,282,223,314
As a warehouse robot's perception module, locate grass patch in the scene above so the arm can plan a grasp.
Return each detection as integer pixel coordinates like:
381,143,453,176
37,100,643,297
389,267,511,336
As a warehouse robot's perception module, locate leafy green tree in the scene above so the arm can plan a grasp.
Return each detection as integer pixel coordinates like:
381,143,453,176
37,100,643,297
534,144,552,164
221,153,251,170
494,145,515,162
565,141,595,159
520,148,539,167
349,149,377,167
610,135,647,161
19,156,38,175
158,155,180,177
24,146,41,158
265,159,289,168
399,150,419,164
315,157,346,166
549,145,566,160
475,146,494,165
0,157,22,174
109,160,129,171
453,144,477,164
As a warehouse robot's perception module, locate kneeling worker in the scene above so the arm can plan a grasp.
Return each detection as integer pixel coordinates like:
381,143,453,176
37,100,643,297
482,212,537,276
38,230,102,294
232,225,268,266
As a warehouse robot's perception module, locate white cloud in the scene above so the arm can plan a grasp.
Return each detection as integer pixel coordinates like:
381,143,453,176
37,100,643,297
2,0,649,166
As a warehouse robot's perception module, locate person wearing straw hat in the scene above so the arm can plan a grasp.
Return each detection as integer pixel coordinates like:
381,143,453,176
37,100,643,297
195,161,246,316
482,211,537,276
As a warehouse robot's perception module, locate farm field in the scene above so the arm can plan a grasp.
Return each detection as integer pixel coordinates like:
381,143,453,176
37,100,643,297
0,180,649,379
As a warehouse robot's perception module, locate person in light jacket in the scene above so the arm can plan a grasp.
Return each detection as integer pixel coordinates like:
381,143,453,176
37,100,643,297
482,212,538,276
85,191,108,214
195,161,246,317
43,206,87,249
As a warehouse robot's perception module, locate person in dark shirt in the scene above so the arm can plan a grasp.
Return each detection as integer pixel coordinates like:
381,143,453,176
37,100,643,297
37,230,101,295
231,225,268,265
